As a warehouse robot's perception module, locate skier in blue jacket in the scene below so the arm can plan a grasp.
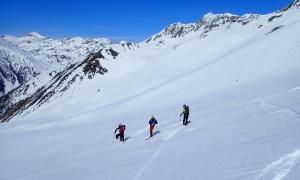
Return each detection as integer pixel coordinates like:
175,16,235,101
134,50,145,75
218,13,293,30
149,116,158,137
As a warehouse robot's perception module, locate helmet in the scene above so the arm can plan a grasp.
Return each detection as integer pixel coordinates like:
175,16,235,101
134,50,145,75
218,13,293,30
151,115,154,119
183,104,186,107
119,123,122,126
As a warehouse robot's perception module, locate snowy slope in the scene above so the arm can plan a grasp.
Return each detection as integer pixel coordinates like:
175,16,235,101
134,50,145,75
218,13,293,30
0,1,300,180
0,41,138,121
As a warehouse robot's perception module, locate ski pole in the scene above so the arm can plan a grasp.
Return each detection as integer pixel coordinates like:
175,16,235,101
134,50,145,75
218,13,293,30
111,133,115,146
124,132,126,143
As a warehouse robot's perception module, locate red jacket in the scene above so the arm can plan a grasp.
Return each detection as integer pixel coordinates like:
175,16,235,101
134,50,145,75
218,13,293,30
115,125,126,134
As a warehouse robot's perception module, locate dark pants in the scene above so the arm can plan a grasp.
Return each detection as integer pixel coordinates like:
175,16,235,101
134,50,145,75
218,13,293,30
183,115,189,125
116,133,124,141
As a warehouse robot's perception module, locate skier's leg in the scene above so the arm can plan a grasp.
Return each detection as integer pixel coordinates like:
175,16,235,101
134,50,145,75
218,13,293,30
120,133,124,141
150,126,154,136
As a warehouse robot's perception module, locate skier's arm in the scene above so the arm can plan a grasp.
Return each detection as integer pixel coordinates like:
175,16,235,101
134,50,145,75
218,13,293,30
180,108,185,116
114,127,119,134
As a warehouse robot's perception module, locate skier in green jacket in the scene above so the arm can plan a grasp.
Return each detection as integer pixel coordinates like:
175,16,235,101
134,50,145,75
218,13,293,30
180,104,190,125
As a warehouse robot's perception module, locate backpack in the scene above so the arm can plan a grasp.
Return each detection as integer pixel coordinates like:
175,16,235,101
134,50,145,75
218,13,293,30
119,125,125,133
185,106,189,115
149,118,157,126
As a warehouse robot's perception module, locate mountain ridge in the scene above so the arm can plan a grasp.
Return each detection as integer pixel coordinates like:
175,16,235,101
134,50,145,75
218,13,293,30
0,33,112,95
144,0,299,46
1,0,299,121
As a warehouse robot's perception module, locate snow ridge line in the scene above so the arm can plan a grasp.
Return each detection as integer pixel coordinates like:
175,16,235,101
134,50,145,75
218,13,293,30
255,149,300,180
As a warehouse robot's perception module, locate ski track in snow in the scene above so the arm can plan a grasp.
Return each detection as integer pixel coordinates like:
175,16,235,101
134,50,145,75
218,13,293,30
210,85,300,122
135,122,185,180
255,149,300,180
266,103,300,122
263,86,300,122
134,86,300,179
134,142,165,180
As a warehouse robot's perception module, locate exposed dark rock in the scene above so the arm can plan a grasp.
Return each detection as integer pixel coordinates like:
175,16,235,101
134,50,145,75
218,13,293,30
107,48,119,59
266,25,284,35
0,78,4,93
173,27,184,38
268,15,282,22
153,34,162,41
83,51,108,78
146,38,152,43
242,21,250,26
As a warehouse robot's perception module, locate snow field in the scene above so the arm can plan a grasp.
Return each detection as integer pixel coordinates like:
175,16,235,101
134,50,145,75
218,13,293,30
1,4,300,180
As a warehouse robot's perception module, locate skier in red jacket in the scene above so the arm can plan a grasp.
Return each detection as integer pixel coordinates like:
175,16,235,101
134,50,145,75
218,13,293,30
114,123,126,142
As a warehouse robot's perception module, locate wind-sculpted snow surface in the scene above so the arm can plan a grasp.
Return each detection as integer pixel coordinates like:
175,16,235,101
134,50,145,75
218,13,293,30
1,73,300,179
255,149,300,180
0,1,300,179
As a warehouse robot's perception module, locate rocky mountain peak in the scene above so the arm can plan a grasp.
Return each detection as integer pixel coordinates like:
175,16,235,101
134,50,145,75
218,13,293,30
197,12,244,26
145,12,259,44
199,12,237,24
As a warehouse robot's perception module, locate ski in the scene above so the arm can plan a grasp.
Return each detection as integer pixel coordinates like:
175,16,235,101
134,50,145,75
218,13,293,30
146,136,152,140
146,131,160,140
183,121,191,126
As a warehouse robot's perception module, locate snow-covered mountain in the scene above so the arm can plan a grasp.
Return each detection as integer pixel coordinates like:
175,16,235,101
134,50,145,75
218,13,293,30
2,32,111,65
144,0,299,47
0,41,138,121
0,38,41,96
0,1,300,180
0,32,111,95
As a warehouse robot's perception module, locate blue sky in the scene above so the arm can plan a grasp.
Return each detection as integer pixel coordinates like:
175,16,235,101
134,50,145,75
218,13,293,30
0,0,294,42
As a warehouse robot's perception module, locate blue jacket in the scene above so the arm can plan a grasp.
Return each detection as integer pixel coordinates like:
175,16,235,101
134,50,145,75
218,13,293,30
149,118,158,126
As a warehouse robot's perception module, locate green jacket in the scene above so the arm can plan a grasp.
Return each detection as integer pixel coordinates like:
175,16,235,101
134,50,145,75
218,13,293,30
180,106,189,116
180,108,186,116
